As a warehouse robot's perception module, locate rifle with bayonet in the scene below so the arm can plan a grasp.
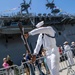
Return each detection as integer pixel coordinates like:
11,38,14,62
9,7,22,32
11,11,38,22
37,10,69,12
18,22,32,59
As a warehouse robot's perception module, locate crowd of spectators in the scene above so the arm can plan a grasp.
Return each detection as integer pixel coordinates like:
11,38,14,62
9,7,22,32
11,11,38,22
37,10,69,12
2,41,75,75
58,41,75,64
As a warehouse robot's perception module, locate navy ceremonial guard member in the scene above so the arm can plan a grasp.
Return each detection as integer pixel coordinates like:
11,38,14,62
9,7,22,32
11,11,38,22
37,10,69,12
64,41,74,65
24,21,60,75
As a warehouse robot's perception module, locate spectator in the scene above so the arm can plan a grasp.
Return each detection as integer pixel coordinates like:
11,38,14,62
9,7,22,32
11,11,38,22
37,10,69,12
41,49,50,74
25,50,35,75
58,45,63,55
21,53,30,75
58,45,65,62
6,55,13,66
21,53,28,68
21,54,26,64
6,55,14,75
2,58,9,75
26,50,31,61
71,42,75,56
2,58,9,69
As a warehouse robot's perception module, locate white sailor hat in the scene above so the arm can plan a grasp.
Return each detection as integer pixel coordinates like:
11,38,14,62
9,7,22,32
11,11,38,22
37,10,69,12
71,42,75,44
36,21,44,28
64,41,68,45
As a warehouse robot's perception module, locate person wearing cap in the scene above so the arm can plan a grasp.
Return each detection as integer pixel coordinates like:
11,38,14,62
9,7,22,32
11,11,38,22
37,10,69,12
71,41,75,56
63,41,74,65
24,21,60,75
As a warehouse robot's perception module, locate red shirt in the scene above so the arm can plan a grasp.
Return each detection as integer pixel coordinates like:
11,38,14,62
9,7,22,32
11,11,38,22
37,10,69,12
58,47,62,55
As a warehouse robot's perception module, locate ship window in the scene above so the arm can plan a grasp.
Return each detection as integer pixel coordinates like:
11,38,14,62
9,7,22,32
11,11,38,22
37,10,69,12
58,32,61,35
10,22,18,26
71,24,74,26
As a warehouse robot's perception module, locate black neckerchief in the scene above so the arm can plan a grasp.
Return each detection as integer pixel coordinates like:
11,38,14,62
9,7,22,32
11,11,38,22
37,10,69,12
42,33,55,38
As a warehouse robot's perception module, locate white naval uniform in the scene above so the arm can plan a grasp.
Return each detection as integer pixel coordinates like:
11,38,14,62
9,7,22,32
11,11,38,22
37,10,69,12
29,26,60,75
64,44,74,65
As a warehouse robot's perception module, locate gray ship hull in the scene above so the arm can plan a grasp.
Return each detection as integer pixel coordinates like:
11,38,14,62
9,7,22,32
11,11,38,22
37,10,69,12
0,24,75,67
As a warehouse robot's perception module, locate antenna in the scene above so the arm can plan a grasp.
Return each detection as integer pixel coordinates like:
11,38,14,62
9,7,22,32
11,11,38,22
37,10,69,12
20,0,32,14
23,0,26,4
46,0,55,10
29,0,32,5
20,0,35,26
46,0,60,14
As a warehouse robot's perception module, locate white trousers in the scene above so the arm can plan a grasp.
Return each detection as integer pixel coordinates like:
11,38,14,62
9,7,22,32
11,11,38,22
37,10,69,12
66,51,74,65
46,52,59,75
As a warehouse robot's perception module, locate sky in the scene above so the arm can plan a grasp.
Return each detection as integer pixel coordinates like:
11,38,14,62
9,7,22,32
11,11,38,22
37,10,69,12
0,0,75,15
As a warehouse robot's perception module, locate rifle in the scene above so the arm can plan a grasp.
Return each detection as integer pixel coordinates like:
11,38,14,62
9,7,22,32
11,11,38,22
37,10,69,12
18,22,31,55
18,21,45,63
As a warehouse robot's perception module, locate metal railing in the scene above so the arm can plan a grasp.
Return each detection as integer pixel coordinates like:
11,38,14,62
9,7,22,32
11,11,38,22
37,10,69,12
0,52,75,75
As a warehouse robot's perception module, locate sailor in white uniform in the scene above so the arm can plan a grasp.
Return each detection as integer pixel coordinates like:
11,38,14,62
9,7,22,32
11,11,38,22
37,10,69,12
64,41,74,65
24,21,60,75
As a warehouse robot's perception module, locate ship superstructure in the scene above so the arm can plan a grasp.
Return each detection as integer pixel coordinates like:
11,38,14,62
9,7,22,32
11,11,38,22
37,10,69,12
0,0,75,67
